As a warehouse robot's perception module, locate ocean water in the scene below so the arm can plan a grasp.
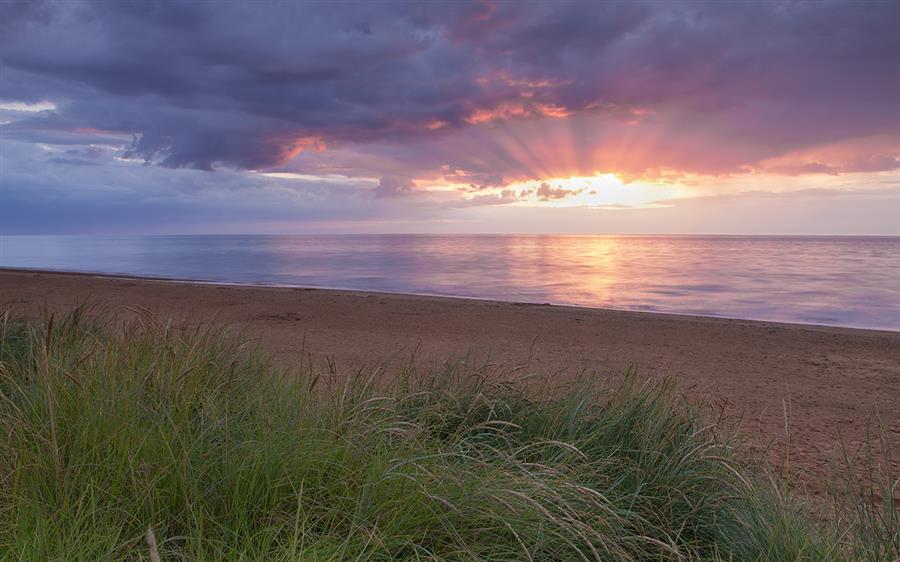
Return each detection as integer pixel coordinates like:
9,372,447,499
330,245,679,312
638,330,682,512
2,235,899,331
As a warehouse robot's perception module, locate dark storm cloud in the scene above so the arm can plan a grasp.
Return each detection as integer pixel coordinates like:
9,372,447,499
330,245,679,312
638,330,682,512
3,0,899,173
0,137,396,234
2,0,493,169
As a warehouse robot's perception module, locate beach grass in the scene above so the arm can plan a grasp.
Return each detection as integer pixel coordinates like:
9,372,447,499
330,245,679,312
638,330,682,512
0,309,896,561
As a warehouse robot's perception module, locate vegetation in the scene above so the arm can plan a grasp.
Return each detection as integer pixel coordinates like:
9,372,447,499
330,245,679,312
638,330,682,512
0,309,896,560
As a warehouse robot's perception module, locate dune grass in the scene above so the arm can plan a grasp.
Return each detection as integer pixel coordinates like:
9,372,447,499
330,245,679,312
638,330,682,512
0,309,896,561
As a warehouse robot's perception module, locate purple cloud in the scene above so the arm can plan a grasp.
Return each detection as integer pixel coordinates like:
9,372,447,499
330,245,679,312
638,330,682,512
2,0,900,235
2,0,898,176
373,176,415,199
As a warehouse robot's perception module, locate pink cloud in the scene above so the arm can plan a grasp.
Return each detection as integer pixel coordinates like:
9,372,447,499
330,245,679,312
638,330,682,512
536,182,581,201
758,135,900,176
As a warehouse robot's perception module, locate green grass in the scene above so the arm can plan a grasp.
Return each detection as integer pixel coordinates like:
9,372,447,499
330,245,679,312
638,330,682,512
0,309,896,561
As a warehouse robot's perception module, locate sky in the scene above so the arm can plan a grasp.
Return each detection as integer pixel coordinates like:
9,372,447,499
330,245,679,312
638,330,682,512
1,0,899,235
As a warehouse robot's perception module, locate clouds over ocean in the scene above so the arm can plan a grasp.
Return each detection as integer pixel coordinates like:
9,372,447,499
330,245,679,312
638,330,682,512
2,0,899,233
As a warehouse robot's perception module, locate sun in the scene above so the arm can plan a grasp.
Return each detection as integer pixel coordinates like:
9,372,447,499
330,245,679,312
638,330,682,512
509,173,682,208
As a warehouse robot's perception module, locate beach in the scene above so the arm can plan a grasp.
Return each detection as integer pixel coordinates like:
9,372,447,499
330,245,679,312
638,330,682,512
2,268,898,491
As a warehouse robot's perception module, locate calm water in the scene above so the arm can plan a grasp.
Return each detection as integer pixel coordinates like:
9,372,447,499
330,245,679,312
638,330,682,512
2,235,899,331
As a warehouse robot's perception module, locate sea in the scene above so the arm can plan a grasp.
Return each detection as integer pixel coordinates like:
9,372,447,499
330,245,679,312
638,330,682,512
2,235,899,331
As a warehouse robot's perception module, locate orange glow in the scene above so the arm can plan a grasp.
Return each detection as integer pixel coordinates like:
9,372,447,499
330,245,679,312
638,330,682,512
506,173,683,208
465,101,573,124
280,136,326,161
465,102,530,124
424,119,449,130
426,172,687,208
534,103,571,118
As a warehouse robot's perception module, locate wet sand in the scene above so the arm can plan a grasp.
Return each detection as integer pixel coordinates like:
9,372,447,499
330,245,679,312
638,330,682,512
2,268,898,492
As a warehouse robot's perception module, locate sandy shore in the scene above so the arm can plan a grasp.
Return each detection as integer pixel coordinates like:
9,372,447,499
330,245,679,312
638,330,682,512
2,268,898,491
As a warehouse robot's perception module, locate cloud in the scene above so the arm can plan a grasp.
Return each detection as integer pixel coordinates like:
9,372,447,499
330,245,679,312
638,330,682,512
763,162,840,176
3,136,898,235
458,186,900,236
536,182,581,201
0,138,405,233
2,1,900,235
459,188,520,207
373,176,415,199
757,135,900,176
2,0,899,176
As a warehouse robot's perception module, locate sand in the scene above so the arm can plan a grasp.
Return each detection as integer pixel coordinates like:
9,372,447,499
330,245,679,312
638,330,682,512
2,268,898,492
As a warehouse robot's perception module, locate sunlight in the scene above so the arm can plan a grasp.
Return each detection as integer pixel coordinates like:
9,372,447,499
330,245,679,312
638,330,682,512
0,100,57,112
509,173,683,208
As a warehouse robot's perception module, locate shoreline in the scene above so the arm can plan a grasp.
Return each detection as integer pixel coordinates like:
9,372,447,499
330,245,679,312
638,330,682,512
2,266,895,335
2,267,898,493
